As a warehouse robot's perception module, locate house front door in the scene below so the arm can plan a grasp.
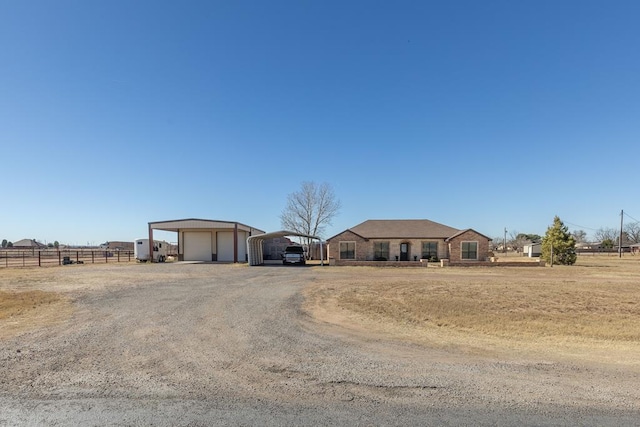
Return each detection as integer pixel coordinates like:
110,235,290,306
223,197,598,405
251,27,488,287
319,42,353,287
400,243,409,261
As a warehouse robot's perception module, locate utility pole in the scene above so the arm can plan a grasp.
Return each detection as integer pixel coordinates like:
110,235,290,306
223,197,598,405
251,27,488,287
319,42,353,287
619,209,624,258
503,228,507,254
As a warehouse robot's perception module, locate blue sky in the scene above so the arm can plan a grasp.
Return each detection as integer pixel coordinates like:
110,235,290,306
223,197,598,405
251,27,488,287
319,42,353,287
2,0,639,245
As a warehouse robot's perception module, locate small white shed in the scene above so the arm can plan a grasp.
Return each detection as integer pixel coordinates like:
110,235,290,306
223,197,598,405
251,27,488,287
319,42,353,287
523,243,542,257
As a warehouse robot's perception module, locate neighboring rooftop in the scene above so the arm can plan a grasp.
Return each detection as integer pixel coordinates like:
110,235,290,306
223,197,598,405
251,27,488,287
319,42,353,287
11,239,46,248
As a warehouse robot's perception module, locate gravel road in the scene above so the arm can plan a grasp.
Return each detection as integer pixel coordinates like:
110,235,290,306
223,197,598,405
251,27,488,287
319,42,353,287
1,263,639,426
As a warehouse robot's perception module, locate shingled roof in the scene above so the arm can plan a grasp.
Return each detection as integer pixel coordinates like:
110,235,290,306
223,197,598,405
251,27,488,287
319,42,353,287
341,219,461,240
11,239,47,248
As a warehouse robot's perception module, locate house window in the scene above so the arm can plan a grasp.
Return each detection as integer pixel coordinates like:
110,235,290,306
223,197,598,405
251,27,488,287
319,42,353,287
421,242,438,260
373,242,389,261
461,241,478,260
339,242,355,260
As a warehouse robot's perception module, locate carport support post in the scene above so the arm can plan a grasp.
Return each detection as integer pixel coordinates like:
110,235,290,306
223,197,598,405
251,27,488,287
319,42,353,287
148,223,154,263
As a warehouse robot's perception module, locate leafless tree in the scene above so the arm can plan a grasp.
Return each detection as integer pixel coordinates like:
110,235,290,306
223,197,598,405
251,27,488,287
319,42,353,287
624,222,640,244
492,237,504,251
508,230,530,253
280,182,341,256
571,229,588,244
593,227,618,243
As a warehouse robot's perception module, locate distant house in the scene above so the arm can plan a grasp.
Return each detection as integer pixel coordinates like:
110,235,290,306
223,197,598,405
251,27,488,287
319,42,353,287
327,219,492,265
630,243,640,254
11,239,47,250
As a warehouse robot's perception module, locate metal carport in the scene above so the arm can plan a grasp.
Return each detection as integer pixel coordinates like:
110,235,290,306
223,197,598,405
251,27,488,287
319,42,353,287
247,231,324,266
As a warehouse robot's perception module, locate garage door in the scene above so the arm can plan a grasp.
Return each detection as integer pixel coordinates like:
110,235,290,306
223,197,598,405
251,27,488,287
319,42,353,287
183,232,212,261
217,231,234,262
237,231,247,262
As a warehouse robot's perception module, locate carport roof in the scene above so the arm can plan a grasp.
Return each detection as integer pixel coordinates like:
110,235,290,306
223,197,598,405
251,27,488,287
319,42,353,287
248,230,320,241
149,218,265,234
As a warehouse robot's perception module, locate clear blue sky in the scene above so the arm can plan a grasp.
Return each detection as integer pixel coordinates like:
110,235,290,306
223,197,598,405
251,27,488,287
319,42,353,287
2,0,639,245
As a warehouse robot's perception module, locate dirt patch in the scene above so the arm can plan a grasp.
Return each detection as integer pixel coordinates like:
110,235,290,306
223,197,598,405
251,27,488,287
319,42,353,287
0,290,73,339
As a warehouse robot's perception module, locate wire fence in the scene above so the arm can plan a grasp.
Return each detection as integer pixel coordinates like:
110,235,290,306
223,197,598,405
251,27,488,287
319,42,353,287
0,249,134,268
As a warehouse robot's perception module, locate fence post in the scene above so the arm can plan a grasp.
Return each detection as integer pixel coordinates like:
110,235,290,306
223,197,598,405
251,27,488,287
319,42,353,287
58,250,61,266
76,251,79,263
23,251,25,267
105,251,108,263
92,251,94,264
38,251,41,267
117,251,120,262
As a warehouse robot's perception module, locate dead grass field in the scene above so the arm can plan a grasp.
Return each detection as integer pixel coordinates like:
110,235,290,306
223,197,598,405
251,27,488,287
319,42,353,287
0,263,133,339
0,290,72,339
304,255,640,367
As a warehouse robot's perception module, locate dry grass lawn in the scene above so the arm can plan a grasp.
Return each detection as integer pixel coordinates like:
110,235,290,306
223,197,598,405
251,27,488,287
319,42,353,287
0,290,72,339
304,255,640,367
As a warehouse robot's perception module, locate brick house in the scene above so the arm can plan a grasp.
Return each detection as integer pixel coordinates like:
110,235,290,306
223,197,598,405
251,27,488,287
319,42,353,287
10,239,47,250
327,219,491,265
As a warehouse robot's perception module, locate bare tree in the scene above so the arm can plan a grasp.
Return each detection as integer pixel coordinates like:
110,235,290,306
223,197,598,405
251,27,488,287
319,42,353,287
624,222,640,244
508,230,531,253
571,229,588,244
280,182,341,256
594,227,618,243
492,237,504,251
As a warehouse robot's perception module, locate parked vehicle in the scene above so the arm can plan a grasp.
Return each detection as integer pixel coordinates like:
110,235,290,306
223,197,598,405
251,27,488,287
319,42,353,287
134,239,169,262
282,245,306,265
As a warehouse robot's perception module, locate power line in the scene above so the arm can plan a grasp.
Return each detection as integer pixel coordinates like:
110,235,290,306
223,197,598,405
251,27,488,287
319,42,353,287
624,211,640,223
564,221,599,232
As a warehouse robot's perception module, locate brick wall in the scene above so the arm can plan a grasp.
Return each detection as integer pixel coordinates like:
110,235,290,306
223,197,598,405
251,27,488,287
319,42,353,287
328,233,449,261
328,230,370,261
334,260,428,267
447,230,491,262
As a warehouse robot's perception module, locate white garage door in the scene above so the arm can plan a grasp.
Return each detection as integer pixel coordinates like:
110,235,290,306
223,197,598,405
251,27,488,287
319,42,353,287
237,231,247,262
217,231,234,262
184,232,212,261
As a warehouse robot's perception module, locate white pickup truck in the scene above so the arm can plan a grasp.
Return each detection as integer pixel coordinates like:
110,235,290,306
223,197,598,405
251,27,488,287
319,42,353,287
282,245,306,265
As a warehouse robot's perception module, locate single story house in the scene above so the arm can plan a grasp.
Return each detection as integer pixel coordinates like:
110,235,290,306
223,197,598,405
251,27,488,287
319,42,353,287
327,219,492,265
10,239,47,250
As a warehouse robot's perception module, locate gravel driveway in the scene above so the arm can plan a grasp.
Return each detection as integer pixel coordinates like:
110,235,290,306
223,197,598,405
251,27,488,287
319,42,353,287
1,263,638,426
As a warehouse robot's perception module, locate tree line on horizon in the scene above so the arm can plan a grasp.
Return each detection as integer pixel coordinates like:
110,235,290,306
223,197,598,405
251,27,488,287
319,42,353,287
495,222,640,253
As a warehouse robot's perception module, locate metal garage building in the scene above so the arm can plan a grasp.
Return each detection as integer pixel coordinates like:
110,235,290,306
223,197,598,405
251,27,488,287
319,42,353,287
148,219,264,262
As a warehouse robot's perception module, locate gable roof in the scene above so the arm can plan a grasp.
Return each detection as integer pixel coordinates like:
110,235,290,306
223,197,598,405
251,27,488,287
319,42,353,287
445,228,493,242
340,219,461,240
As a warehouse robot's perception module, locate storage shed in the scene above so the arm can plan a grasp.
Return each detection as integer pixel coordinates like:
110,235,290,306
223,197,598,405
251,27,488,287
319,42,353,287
523,243,542,257
148,219,264,262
